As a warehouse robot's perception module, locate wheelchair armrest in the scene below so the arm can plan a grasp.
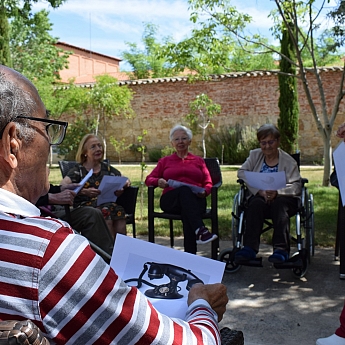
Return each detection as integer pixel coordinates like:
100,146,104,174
237,178,245,185
301,177,308,185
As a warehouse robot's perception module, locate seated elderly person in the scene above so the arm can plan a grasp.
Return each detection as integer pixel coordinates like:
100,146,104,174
0,65,228,344
234,124,301,264
145,124,217,255
36,184,115,256
60,134,130,240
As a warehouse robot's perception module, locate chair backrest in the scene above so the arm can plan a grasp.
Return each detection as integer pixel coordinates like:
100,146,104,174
204,158,222,186
58,160,77,178
116,186,139,216
290,152,301,171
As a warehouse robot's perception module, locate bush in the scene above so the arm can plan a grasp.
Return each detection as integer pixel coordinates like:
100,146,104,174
161,145,175,157
206,124,258,164
148,148,162,162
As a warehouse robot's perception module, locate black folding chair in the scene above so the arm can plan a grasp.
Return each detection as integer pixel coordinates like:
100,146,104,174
147,157,222,259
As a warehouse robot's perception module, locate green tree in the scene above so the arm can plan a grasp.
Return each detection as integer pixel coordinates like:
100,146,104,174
0,0,67,66
0,5,11,66
185,93,221,158
109,137,131,164
87,74,135,157
170,0,345,186
121,22,176,79
10,9,71,81
277,19,299,154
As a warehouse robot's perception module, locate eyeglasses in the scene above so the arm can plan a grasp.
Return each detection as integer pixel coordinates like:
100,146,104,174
172,137,189,142
16,116,68,145
0,114,68,145
259,139,277,147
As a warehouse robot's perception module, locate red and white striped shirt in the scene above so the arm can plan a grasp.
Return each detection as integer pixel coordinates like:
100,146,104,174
0,188,221,345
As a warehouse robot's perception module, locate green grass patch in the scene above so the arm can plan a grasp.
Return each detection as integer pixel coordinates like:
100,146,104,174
49,164,338,247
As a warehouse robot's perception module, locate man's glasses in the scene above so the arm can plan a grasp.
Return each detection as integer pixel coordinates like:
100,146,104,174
16,115,68,145
259,139,277,147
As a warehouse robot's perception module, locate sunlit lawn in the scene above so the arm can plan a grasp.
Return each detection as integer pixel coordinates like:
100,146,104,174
49,164,339,247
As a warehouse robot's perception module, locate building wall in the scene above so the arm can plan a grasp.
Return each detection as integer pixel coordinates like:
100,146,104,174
92,69,344,164
56,42,128,84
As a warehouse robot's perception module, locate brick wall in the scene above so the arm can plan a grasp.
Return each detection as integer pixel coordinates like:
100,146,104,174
65,69,345,164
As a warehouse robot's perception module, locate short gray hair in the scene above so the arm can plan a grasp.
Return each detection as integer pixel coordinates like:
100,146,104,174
169,124,193,141
0,71,36,142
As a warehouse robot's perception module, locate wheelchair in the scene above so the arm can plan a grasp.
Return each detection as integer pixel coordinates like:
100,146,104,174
218,177,315,278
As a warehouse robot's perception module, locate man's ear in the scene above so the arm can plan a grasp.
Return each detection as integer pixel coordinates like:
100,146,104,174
0,123,19,169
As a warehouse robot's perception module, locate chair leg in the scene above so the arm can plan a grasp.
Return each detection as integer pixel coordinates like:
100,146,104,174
169,219,174,247
132,219,136,238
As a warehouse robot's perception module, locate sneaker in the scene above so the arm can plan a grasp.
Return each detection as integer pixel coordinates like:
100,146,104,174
268,249,289,264
316,334,345,345
234,246,256,263
196,226,218,244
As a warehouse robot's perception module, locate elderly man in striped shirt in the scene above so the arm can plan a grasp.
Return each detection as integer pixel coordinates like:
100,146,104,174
0,65,228,345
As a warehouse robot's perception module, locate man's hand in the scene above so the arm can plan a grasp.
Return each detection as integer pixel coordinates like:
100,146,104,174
48,190,76,206
188,283,228,322
60,183,80,191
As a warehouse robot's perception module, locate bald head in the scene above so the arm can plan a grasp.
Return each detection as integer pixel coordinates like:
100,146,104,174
0,65,43,142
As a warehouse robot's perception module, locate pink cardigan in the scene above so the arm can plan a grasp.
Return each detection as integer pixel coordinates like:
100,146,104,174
145,152,213,196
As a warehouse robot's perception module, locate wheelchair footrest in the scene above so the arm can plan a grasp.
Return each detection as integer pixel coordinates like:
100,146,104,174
235,257,263,267
273,253,303,269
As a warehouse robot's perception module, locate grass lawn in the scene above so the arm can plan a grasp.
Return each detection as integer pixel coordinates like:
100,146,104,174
49,164,339,248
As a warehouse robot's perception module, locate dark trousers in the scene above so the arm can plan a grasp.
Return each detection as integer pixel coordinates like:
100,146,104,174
58,206,114,255
160,186,206,254
244,195,299,254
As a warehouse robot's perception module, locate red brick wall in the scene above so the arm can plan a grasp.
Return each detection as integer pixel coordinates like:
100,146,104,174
63,69,345,164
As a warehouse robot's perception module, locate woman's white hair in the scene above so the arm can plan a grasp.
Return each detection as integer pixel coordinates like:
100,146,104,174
169,124,193,141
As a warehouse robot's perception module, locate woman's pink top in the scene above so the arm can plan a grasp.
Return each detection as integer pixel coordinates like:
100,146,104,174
145,152,213,196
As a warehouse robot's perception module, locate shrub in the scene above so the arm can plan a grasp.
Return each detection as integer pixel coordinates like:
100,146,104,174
206,124,258,164
161,145,175,157
148,148,162,162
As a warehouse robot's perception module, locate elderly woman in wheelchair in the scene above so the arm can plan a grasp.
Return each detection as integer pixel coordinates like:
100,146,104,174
234,124,302,264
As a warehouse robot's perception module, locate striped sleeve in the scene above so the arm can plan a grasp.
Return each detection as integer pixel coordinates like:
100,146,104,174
0,215,220,345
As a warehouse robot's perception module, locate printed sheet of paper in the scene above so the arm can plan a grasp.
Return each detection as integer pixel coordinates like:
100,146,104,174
244,171,286,190
333,142,345,206
111,235,225,319
167,179,205,194
96,175,128,206
74,169,93,194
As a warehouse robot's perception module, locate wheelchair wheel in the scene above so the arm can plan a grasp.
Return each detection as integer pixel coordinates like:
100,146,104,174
307,193,315,257
231,193,240,248
303,190,314,262
218,249,242,273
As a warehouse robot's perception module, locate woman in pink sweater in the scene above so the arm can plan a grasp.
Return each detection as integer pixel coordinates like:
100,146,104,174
145,124,217,254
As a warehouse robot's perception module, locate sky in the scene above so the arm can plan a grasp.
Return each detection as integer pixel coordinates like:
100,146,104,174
32,0,337,71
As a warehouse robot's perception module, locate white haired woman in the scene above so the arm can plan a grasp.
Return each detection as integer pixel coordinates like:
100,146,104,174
145,124,217,254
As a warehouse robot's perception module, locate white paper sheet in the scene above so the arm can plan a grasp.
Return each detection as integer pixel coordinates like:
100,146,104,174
74,169,93,194
111,235,225,319
244,171,286,190
333,142,345,206
167,179,205,194
96,175,128,206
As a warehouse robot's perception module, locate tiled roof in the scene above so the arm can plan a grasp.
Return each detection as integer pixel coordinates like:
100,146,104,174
72,66,345,88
